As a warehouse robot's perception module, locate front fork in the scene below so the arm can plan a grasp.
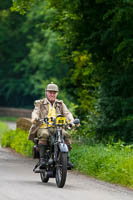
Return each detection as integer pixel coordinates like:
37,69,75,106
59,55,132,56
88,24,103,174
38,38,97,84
54,142,58,162
54,128,68,162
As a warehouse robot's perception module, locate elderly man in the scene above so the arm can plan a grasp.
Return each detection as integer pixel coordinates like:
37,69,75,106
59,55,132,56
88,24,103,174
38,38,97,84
28,82,74,168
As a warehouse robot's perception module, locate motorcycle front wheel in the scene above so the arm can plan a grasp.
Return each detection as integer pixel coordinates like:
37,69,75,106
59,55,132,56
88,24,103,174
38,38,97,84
56,152,68,188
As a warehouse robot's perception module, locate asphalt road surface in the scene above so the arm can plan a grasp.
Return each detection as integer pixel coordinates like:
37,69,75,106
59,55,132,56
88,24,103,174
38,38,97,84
1,147,133,200
0,122,133,200
7,121,16,130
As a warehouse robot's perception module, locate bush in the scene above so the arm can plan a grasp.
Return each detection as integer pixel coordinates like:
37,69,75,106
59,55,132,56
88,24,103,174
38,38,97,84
95,73,133,143
1,129,34,157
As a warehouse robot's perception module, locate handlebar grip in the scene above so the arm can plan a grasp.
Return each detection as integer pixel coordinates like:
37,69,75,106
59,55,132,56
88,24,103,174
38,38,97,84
73,119,80,124
44,117,48,123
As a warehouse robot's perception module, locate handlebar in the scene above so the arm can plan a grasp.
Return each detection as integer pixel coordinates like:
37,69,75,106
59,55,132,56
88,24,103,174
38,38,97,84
39,117,80,128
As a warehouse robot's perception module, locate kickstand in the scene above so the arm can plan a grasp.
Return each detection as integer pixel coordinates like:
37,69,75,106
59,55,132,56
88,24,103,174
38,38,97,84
33,161,40,172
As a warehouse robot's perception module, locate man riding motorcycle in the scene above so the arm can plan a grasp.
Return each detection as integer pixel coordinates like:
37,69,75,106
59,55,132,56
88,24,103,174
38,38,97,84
28,82,74,168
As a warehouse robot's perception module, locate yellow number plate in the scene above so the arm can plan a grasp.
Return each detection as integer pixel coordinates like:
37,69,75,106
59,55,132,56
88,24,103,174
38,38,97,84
56,117,66,125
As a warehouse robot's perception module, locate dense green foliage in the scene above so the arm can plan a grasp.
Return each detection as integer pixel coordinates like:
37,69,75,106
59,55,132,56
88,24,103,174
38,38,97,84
0,0,71,108
1,128,33,157
41,0,133,143
1,0,133,142
70,142,133,188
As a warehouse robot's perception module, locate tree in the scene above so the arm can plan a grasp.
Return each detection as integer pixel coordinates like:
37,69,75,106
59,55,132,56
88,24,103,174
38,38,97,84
10,0,133,142
0,0,30,107
0,0,70,108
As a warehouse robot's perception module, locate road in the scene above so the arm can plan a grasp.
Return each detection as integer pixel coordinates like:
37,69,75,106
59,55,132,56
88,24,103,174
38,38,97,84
0,122,133,200
7,121,16,130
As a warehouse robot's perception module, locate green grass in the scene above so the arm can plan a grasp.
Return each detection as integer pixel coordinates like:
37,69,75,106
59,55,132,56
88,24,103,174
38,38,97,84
0,116,17,122
0,121,9,143
70,143,133,188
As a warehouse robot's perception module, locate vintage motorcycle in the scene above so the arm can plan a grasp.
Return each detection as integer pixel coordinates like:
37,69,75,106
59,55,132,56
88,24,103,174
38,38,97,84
33,115,80,188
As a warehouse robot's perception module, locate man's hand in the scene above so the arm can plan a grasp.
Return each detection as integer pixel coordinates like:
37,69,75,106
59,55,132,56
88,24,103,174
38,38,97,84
72,123,80,128
75,123,80,127
73,119,80,127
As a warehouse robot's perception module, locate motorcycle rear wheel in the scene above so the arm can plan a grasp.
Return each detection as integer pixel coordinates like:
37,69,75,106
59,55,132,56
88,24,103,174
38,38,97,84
56,152,67,188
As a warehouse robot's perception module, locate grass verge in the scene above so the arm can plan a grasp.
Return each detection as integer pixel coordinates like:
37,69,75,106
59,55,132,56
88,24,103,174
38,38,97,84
70,143,133,188
0,121,9,143
0,116,17,122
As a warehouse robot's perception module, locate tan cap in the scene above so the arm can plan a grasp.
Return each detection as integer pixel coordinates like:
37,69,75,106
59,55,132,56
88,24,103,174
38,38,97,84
46,82,59,92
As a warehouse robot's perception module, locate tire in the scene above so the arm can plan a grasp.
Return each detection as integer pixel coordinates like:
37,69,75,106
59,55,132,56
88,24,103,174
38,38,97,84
40,171,49,183
56,152,68,188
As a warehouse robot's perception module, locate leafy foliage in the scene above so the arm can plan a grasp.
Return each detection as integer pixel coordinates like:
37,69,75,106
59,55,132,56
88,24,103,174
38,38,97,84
70,142,133,188
96,73,133,143
1,129,33,157
0,121,9,143
0,0,71,108
2,0,133,142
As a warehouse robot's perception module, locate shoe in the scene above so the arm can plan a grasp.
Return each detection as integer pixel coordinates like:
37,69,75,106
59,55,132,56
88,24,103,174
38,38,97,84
67,161,74,169
40,158,46,169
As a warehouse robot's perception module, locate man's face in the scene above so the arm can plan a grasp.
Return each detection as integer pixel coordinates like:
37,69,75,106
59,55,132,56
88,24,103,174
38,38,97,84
46,91,57,103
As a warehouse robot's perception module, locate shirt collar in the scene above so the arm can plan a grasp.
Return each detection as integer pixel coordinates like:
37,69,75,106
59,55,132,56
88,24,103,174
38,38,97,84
43,98,58,105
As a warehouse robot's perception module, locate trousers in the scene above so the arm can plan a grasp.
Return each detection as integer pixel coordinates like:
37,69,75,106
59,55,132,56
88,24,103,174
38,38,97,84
37,127,71,145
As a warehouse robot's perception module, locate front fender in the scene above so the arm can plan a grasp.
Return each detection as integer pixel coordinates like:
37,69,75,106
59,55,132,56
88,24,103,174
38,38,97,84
58,143,68,153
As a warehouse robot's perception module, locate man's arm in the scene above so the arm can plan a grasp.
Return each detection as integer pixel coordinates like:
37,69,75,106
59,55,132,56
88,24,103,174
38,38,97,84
31,100,41,123
62,103,74,123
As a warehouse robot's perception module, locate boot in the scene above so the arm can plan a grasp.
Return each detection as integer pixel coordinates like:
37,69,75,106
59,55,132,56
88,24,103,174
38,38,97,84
38,144,48,169
67,144,74,169
67,156,74,169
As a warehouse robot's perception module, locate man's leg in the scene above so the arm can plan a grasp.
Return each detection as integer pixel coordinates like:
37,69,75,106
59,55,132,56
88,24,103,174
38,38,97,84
37,128,49,168
62,129,74,169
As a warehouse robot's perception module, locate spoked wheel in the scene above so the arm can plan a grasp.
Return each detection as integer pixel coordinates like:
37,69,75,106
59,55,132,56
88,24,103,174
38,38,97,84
56,152,68,188
40,171,49,183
